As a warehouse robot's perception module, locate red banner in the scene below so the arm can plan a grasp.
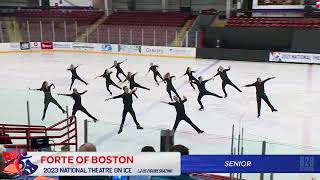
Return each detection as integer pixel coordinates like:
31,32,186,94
41,42,53,50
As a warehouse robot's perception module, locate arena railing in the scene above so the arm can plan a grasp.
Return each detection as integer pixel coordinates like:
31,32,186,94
0,116,77,151
0,20,200,47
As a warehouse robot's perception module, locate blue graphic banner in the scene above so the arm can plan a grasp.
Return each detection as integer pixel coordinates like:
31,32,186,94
181,155,320,173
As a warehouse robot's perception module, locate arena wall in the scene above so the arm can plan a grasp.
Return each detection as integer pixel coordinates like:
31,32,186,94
203,27,320,53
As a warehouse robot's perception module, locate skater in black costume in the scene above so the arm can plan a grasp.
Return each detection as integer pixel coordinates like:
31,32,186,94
214,66,242,98
106,87,143,134
161,95,204,134
192,76,223,111
95,69,121,95
123,72,150,98
30,81,66,120
147,62,163,85
162,72,181,101
244,77,278,118
182,67,197,90
58,88,98,122
109,60,127,82
67,64,88,91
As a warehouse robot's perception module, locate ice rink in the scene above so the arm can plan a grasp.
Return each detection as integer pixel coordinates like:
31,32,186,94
0,51,319,179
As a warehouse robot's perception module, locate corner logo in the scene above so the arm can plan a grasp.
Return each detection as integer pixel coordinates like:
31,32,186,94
2,147,38,177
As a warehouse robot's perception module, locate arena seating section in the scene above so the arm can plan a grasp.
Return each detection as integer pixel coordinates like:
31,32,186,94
226,17,320,29
99,11,192,46
15,9,104,42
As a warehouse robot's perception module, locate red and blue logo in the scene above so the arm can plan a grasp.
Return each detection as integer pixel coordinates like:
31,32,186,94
2,147,38,177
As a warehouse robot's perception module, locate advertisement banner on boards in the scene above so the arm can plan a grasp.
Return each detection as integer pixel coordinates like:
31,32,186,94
72,42,95,51
30,42,41,50
41,42,53,50
269,52,320,64
0,43,11,51
118,44,141,54
96,43,118,52
141,46,196,57
20,42,30,50
53,42,72,50
9,43,21,51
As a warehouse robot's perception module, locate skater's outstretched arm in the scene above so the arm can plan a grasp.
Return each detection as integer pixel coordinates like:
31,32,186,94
263,77,276,83
49,83,55,89
224,66,231,71
214,71,220,77
94,74,103,79
29,87,42,91
106,90,128,101
79,90,88,95
244,82,256,87
58,93,72,96
160,101,174,105
74,65,81,69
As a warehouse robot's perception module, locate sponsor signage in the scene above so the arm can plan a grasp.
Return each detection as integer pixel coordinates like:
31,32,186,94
118,44,141,54
0,43,11,51
72,42,95,51
9,43,20,51
41,42,53,50
20,42,30,50
270,52,320,64
141,46,196,57
100,44,113,52
30,42,41,50
53,42,72,50
2,150,180,177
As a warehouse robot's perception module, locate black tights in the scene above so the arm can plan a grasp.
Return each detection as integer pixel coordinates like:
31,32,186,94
153,72,163,85
72,105,97,121
119,107,141,131
222,81,242,97
70,76,88,90
167,88,180,101
197,91,223,109
106,81,121,95
172,115,202,132
116,71,126,82
42,98,65,120
257,94,276,116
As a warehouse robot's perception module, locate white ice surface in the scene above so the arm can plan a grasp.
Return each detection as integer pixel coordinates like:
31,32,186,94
0,52,319,180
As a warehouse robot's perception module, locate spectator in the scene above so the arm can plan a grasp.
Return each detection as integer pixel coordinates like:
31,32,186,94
60,143,111,180
169,145,189,155
78,143,97,152
141,146,156,152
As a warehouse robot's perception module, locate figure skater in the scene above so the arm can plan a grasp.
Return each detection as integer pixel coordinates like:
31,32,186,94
244,77,278,118
109,60,127,82
95,69,121,95
67,64,88,91
182,67,197,90
192,76,223,111
106,87,143,134
29,81,65,120
147,62,163,85
163,72,180,101
123,72,150,98
161,95,204,134
214,66,242,98
58,88,98,122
